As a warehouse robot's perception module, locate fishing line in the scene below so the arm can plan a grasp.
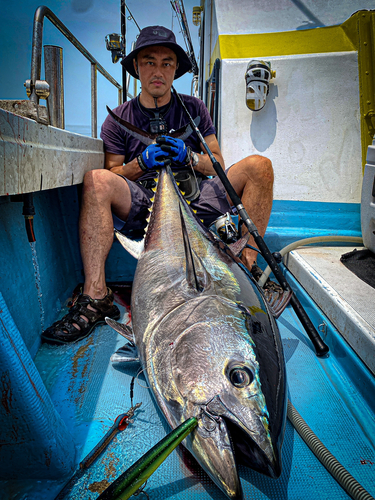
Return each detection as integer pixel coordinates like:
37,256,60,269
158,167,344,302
238,219,262,255
135,367,151,389
121,1,142,32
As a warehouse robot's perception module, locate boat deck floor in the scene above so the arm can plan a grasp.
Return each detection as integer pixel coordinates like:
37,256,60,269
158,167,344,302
284,246,375,375
3,283,375,500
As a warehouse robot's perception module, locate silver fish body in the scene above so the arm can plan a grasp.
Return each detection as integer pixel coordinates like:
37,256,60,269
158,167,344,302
116,166,287,499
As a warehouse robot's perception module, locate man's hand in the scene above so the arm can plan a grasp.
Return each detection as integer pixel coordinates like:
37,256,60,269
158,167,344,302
137,143,171,171
137,136,198,172
156,136,189,167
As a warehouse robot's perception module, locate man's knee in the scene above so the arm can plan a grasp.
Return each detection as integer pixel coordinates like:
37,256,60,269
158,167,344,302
242,154,273,185
83,169,121,201
83,168,113,187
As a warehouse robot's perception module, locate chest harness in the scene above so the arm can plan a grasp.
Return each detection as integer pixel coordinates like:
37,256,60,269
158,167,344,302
136,96,204,201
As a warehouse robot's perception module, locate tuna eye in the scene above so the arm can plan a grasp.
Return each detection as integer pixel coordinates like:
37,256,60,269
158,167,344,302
229,366,254,388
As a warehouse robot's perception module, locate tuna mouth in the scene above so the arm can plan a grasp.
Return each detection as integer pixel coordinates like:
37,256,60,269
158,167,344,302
223,417,281,478
205,395,280,479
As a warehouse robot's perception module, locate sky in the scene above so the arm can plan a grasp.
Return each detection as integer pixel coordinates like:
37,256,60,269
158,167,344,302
0,0,201,135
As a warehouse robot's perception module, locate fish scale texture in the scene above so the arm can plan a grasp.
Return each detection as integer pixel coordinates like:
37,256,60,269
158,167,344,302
1,301,374,500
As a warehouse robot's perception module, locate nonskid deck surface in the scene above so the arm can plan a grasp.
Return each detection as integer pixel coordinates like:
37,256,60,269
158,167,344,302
2,287,375,500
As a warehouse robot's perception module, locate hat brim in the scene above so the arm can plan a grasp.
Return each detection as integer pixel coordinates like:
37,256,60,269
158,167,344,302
121,42,192,80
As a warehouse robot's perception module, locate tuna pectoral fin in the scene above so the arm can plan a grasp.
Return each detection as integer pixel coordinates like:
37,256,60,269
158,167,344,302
180,206,209,292
115,230,144,260
105,318,139,364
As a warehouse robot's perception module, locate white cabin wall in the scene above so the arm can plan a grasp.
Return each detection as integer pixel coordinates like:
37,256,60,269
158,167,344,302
198,1,375,205
214,0,375,34
219,52,362,203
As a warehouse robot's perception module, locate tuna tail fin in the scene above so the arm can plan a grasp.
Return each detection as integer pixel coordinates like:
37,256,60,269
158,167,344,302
180,205,209,292
264,288,292,318
115,230,144,260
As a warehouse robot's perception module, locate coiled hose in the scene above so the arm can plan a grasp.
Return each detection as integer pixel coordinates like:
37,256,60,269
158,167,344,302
258,235,363,287
288,400,374,500
259,233,372,498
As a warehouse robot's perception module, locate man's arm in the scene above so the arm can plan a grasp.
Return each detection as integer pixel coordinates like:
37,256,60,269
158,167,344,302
104,153,144,181
104,133,225,179
194,134,225,176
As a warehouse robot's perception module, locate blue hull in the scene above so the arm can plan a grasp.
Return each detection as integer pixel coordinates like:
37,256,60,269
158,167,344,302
0,183,374,499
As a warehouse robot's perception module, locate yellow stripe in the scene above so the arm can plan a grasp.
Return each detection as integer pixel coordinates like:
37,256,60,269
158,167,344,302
218,25,355,60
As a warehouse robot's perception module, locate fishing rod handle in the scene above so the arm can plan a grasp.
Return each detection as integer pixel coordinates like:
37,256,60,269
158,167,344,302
289,293,329,357
252,230,329,356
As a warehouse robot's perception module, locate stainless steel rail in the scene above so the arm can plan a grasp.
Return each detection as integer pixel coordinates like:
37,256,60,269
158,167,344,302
28,5,130,137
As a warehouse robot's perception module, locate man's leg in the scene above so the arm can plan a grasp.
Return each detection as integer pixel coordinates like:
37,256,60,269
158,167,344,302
80,169,132,299
227,154,274,270
42,170,131,343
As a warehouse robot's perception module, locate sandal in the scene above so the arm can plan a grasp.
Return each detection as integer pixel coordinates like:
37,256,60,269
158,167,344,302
41,288,120,345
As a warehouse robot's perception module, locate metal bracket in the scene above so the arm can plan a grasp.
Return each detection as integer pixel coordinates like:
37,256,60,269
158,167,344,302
318,322,327,336
364,110,375,137
24,79,50,100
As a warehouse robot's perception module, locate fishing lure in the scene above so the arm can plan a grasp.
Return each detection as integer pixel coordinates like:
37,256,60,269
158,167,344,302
97,417,198,500
54,403,142,500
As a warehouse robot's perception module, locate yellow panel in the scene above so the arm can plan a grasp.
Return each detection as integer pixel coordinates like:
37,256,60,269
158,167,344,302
218,25,355,59
342,11,375,171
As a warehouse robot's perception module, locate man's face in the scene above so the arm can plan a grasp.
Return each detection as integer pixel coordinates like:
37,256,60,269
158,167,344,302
135,46,178,100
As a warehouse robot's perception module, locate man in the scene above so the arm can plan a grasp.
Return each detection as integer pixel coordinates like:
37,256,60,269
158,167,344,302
42,26,274,344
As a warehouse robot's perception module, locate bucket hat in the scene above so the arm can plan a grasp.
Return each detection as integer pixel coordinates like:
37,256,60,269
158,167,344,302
121,25,192,79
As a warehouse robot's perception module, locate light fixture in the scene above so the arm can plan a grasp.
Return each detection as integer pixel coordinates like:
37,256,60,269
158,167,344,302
245,60,276,111
192,6,203,26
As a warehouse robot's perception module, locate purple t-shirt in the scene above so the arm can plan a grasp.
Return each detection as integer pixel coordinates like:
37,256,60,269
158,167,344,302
100,93,216,180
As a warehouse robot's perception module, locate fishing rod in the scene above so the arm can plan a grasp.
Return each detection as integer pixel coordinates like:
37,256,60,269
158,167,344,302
172,86,329,357
170,0,198,75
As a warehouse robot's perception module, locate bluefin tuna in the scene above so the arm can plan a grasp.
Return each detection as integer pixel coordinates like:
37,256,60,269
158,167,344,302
110,166,287,499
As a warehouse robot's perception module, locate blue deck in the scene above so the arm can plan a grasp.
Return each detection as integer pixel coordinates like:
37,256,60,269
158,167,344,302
0,181,373,499
2,270,374,500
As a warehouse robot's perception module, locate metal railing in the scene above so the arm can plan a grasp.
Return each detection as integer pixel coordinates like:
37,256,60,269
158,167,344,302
27,5,130,137
205,58,221,145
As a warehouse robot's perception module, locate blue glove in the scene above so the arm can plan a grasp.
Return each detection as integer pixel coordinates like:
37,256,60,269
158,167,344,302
156,136,189,166
137,143,171,171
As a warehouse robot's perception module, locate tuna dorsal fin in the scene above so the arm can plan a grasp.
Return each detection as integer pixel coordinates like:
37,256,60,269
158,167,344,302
180,206,209,292
115,230,144,260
